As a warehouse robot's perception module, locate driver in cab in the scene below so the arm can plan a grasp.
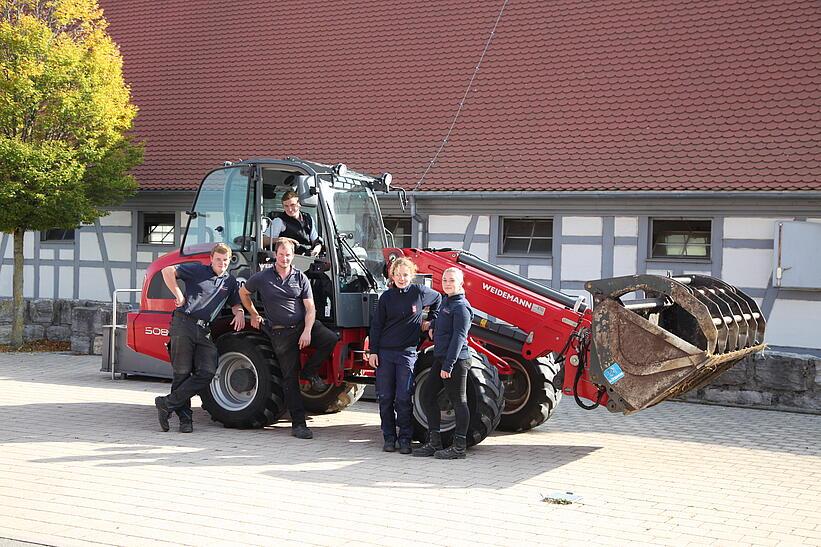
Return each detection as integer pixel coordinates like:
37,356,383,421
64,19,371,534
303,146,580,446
262,190,322,256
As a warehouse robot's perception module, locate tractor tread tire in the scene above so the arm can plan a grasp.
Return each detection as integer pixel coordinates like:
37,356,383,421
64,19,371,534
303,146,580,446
201,333,286,429
497,350,562,432
412,349,505,447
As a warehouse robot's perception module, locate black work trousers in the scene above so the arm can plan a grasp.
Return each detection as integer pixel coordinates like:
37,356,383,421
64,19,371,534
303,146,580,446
166,313,219,421
420,357,471,438
264,321,338,426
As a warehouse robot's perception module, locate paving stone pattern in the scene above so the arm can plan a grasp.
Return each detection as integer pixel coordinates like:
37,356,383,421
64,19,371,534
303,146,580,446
0,353,819,547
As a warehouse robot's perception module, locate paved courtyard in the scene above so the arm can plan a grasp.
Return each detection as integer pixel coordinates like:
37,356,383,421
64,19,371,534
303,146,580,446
0,353,819,546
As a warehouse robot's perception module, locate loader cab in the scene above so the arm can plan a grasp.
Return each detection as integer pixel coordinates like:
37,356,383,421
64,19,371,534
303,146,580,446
179,158,389,329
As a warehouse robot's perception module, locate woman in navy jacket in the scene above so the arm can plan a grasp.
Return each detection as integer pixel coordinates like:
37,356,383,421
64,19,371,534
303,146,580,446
368,257,441,454
414,267,473,459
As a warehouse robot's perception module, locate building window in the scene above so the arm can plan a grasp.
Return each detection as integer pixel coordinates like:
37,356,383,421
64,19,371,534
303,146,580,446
40,228,75,242
651,219,711,258
141,212,175,245
501,218,552,255
384,216,412,248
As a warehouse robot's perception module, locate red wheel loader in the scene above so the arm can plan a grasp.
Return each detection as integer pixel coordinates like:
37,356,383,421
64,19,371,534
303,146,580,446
126,158,766,445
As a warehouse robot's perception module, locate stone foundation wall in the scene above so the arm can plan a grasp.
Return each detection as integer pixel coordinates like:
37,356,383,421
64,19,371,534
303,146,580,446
0,297,131,355
676,350,820,413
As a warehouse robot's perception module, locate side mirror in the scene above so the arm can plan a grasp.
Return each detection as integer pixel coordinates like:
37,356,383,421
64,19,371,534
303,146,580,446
295,175,316,202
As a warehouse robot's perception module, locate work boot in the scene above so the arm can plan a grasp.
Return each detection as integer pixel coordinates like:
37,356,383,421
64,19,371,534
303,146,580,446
434,435,467,460
301,375,330,392
382,438,396,452
291,424,313,439
179,420,193,433
413,431,443,457
154,396,170,432
398,440,412,455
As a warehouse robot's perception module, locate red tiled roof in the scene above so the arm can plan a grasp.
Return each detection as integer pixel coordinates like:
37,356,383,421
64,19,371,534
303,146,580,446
100,0,821,192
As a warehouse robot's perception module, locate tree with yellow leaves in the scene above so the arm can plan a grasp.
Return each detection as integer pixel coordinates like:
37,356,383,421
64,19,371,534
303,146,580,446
0,0,142,347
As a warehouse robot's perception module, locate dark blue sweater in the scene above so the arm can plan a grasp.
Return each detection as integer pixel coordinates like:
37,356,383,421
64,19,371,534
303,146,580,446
370,284,441,353
432,294,473,373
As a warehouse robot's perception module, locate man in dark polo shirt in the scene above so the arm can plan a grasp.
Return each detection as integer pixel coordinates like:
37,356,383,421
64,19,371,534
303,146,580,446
154,243,245,433
239,238,338,439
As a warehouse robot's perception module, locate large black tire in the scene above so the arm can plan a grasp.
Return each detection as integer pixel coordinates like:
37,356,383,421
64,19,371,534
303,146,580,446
301,382,365,413
495,348,562,432
201,334,286,429
411,349,505,447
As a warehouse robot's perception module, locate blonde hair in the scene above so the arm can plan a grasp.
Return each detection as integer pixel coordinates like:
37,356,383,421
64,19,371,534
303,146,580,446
389,257,417,278
442,267,465,293
211,243,232,257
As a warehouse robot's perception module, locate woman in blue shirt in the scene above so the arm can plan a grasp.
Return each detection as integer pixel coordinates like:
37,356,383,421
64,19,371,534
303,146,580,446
414,267,473,459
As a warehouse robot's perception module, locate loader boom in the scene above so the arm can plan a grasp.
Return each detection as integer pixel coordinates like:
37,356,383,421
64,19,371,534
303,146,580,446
395,247,766,414
396,248,607,408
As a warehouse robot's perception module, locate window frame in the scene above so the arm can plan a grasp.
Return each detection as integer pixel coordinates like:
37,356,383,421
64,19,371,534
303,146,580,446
383,216,412,248
139,211,177,247
39,228,76,243
649,218,712,260
499,217,553,257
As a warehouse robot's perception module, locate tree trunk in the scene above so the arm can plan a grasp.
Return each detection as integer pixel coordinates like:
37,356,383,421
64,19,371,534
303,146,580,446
10,228,25,348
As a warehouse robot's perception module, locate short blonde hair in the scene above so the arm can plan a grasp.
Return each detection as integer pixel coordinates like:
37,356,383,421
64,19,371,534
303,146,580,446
211,243,232,257
442,267,464,283
389,257,417,278
274,237,297,253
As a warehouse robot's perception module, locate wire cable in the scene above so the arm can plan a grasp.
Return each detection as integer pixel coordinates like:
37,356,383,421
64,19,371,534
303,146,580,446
412,0,509,192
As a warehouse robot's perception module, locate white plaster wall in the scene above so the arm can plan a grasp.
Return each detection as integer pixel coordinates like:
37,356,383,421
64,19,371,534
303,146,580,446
474,216,490,235
40,249,55,260
136,269,147,291
433,240,463,250
59,248,74,260
99,211,132,227
0,266,10,296
24,265,33,297
39,266,53,297
563,217,602,237
137,251,153,263
79,232,101,261
104,233,133,262
24,232,33,258
724,217,781,240
428,215,471,234
561,244,601,281
468,242,489,261
646,268,671,276
766,300,821,349
613,245,638,277
615,217,638,237
528,264,551,280
722,248,773,288
499,264,520,275
58,266,74,299
112,268,132,292
78,268,110,301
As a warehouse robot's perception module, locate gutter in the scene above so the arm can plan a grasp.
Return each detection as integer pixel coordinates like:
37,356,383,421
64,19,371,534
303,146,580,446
408,191,821,199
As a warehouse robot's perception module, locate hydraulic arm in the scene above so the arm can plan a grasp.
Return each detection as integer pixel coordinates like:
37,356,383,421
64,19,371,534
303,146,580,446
396,248,766,414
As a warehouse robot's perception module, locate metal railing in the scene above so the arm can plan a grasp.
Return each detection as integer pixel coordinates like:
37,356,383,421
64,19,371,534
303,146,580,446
103,288,141,380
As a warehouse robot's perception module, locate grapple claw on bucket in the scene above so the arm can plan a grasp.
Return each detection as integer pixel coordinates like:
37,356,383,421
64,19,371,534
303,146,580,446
584,274,766,414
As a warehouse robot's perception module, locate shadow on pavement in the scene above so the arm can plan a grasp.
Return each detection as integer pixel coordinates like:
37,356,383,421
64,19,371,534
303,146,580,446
0,401,599,490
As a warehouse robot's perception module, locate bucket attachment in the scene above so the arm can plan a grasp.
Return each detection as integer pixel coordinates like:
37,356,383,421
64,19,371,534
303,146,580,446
585,274,766,414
